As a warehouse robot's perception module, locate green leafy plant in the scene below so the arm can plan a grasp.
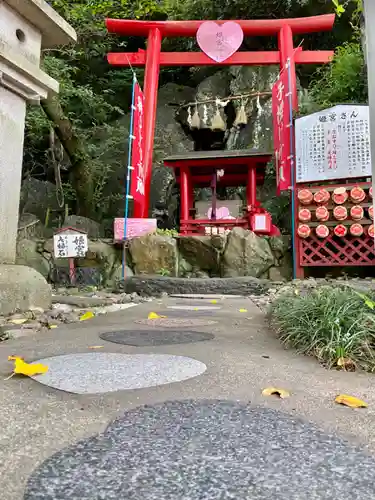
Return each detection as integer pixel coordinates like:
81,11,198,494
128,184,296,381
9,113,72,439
157,267,171,276
331,0,362,19
270,285,375,371
156,228,179,237
308,42,367,109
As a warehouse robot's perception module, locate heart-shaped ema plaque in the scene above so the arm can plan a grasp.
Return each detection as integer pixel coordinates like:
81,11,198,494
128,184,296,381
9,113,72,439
196,21,244,63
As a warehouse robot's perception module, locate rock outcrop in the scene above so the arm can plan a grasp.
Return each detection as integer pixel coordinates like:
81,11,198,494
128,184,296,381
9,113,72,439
129,233,179,277
221,228,275,278
15,229,292,286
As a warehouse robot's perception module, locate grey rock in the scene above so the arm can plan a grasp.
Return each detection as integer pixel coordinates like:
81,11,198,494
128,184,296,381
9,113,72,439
192,269,210,278
278,252,293,280
0,265,51,315
4,322,42,339
106,263,133,289
129,233,178,277
16,238,51,280
17,213,45,240
210,234,227,251
268,266,287,282
20,178,60,222
51,295,115,308
178,255,193,277
268,235,292,259
118,276,268,297
50,303,73,315
195,71,230,130
63,215,103,238
150,84,195,212
59,312,80,324
227,65,309,151
0,325,8,340
221,228,274,278
29,306,45,315
178,236,220,275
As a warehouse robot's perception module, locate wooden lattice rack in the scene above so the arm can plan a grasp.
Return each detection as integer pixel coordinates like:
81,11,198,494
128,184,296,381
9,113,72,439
295,180,375,276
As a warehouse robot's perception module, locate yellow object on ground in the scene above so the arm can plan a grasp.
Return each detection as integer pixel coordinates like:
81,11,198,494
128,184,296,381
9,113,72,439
79,311,95,321
148,312,166,319
9,318,27,325
7,356,48,378
335,394,368,408
262,387,290,399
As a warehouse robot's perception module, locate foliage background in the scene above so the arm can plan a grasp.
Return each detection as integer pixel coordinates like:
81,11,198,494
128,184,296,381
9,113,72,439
23,0,367,223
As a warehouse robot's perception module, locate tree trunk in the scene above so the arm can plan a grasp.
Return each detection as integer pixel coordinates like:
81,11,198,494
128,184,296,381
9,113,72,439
41,95,95,218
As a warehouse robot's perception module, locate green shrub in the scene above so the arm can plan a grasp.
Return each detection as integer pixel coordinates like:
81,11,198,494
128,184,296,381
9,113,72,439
156,228,179,237
270,285,375,371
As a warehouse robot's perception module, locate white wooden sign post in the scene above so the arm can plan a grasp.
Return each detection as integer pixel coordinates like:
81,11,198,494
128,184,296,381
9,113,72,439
53,227,88,284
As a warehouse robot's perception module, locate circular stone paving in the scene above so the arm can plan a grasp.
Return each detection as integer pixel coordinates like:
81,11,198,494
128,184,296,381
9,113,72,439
100,329,214,346
30,354,207,395
134,318,217,328
25,400,375,500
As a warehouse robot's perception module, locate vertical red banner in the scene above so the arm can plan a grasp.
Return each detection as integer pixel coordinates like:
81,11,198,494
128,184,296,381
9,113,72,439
130,81,145,213
272,70,292,193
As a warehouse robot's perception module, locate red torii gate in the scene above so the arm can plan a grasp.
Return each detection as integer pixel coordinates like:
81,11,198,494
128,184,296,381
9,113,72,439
106,15,335,218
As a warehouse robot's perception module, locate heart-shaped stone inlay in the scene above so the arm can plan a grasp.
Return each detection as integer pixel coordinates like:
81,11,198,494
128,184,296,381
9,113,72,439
196,21,244,63
31,353,207,394
25,401,375,499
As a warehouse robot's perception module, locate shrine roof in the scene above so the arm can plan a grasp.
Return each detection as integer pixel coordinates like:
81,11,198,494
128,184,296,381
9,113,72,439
164,149,272,167
55,226,87,234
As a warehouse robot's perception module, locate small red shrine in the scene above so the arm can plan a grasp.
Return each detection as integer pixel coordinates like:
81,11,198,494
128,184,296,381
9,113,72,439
164,150,279,235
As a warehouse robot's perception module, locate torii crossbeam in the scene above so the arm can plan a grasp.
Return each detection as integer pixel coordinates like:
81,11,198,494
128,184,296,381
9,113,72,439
106,15,335,218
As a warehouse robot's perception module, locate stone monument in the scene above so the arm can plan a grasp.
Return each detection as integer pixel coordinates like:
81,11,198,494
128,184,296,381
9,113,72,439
0,0,76,314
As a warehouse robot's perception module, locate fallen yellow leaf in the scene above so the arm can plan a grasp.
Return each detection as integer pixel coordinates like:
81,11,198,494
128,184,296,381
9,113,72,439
9,318,27,325
148,312,166,319
48,325,58,329
239,308,248,313
79,311,95,321
89,345,104,349
7,356,48,378
335,394,368,408
337,357,356,371
262,387,290,399
210,300,218,304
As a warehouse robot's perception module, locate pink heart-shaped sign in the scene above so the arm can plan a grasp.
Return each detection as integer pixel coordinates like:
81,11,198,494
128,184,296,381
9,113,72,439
196,21,244,63
207,206,231,219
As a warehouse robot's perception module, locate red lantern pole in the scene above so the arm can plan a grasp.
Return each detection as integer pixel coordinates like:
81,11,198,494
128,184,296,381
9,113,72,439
134,28,161,218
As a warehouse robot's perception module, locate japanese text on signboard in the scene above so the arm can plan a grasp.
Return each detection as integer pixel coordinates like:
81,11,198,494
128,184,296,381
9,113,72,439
113,218,157,242
272,70,292,193
53,231,88,258
295,105,371,183
130,82,145,206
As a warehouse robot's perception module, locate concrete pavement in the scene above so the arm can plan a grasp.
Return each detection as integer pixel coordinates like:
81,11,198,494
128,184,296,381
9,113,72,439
1,295,375,498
